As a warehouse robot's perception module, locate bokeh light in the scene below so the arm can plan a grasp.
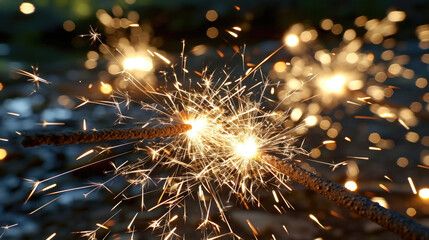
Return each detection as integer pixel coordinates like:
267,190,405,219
100,82,113,94
19,2,35,15
344,180,358,191
0,148,7,160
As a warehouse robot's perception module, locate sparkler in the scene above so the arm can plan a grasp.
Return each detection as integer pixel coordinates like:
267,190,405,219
261,153,429,239
21,124,191,147
17,6,429,240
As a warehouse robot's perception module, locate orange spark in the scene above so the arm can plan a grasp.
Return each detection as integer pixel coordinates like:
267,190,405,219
379,184,390,193
76,149,94,160
369,147,382,151
154,52,171,64
96,223,109,229
246,219,258,236
41,184,57,192
46,233,56,240
309,214,326,229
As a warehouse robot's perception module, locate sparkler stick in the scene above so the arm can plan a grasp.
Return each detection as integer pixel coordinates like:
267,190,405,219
21,124,192,147
261,153,429,239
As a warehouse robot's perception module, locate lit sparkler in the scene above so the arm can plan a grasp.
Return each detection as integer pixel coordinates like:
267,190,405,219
19,7,429,240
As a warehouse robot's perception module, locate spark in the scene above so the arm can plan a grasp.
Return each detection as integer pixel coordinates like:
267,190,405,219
80,26,101,44
76,149,94,160
25,180,40,204
246,219,258,236
0,223,18,239
309,214,326,229
163,227,177,240
354,116,377,119
379,113,396,118
398,118,410,130
369,147,381,151
1,224,18,230
344,137,351,142
17,67,51,88
83,119,87,131
35,120,65,127
0,138,8,142
29,196,61,215
282,225,289,235
226,30,238,38
346,101,362,106
408,177,417,194
127,213,138,230
329,210,344,220
379,184,390,193
322,140,335,145
346,156,369,160
46,233,56,240
96,223,109,230
417,164,429,170
41,184,57,192
272,190,279,203
273,204,282,214
154,52,171,64
7,112,20,116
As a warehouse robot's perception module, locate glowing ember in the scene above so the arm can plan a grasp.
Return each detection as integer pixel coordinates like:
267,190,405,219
344,180,358,191
320,75,346,93
235,137,259,160
418,188,429,199
123,56,153,71
285,34,299,47
185,117,207,138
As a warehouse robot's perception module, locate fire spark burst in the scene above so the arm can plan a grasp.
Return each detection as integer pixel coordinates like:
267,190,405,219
24,28,309,238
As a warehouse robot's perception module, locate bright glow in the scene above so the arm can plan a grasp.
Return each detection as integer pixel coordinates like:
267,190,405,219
124,57,153,71
235,137,259,159
285,34,299,47
418,188,429,199
371,197,389,208
0,148,7,160
321,75,346,93
100,82,113,94
185,118,208,138
20,2,35,14
304,115,318,126
344,180,358,191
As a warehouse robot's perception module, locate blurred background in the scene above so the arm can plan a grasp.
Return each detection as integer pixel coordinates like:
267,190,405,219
1,0,429,239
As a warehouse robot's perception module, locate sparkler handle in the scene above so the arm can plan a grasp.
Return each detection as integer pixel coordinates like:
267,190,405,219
21,124,192,148
262,154,429,239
